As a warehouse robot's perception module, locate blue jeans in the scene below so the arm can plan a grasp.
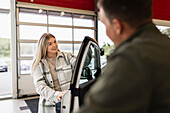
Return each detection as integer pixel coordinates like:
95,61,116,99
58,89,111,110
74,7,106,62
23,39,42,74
55,102,61,113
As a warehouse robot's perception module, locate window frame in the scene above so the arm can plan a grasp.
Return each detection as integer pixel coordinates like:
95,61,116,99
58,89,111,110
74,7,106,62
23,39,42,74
16,2,97,75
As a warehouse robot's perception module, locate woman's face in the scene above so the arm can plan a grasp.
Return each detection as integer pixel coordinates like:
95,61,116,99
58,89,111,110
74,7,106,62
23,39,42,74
46,37,58,57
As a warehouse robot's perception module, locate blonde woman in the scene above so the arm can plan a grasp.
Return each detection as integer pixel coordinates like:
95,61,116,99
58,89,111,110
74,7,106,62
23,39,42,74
31,33,76,113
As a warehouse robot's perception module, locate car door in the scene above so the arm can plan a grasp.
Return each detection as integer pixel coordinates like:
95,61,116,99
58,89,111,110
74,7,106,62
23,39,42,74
61,36,102,113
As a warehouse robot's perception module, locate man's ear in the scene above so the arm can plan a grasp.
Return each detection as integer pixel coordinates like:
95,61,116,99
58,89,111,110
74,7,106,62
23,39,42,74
112,19,122,35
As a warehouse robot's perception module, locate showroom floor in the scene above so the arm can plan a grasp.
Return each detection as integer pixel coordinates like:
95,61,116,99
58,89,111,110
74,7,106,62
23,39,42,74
0,96,39,113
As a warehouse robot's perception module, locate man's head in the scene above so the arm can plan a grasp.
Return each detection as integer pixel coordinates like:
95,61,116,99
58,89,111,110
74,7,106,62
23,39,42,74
98,0,152,47
98,0,152,28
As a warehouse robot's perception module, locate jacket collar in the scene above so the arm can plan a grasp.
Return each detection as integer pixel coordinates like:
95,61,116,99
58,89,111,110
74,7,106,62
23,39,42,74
117,23,152,49
56,51,64,59
108,22,155,60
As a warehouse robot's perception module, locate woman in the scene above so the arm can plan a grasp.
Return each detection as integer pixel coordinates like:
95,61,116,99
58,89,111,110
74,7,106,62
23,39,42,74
31,33,76,113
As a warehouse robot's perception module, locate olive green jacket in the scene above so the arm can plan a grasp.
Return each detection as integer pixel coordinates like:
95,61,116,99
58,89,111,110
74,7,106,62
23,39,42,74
77,23,170,113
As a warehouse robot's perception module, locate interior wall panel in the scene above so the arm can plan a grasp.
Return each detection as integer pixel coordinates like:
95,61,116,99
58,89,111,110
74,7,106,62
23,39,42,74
153,0,170,21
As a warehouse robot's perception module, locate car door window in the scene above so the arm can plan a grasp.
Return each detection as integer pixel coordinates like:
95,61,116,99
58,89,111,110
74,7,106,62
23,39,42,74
68,37,101,113
77,42,101,107
80,44,100,84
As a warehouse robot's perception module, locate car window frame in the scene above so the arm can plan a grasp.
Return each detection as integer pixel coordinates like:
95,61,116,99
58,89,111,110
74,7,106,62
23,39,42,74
69,36,101,112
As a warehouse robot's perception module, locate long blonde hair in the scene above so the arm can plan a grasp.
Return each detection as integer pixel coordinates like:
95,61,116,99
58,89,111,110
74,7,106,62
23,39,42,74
31,33,56,75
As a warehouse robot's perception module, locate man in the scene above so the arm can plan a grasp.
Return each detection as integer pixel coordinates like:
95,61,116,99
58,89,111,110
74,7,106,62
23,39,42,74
76,0,170,113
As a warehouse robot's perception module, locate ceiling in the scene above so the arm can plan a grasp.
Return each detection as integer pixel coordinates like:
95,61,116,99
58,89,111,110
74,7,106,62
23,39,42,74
17,0,170,21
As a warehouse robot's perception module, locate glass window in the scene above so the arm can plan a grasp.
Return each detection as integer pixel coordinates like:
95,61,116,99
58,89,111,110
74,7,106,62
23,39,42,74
17,7,96,76
74,14,94,27
49,27,72,41
19,25,47,40
0,13,11,38
98,21,114,67
58,43,72,53
0,10,11,96
0,37,11,58
19,8,47,24
156,25,170,37
0,0,10,9
74,44,81,56
0,59,12,96
17,4,96,97
20,60,32,75
20,43,37,57
74,29,94,41
80,43,100,84
49,11,72,26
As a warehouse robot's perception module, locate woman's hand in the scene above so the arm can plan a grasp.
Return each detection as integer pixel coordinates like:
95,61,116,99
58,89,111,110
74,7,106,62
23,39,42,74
57,90,67,101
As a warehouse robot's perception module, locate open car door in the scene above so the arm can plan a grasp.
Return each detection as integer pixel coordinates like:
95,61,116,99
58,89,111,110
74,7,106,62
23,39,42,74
61,36,102,113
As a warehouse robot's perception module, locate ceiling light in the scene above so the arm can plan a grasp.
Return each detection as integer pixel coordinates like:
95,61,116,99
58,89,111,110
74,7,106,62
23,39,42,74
38,9,43,13
80,15,85,18
61,12,65,16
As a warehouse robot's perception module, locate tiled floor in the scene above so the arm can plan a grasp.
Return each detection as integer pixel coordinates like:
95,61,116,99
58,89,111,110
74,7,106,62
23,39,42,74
0,96,39,113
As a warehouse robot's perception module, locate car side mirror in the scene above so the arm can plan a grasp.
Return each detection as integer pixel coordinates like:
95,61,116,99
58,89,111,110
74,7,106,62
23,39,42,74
100,48,104,56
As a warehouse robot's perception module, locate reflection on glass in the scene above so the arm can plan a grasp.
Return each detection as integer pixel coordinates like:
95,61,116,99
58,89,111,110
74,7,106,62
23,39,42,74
74,14,94,27
19,25,47,40
20,60,32,74
49,27,72,41
49,11,72,25
58,43,72,53
19,8,47,24
74,29,94,41
80,43,100,84
20,43,37,57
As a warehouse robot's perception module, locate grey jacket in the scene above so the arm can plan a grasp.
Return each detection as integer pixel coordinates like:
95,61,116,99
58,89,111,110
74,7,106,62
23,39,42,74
33,51,76,113
77,23,170,113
